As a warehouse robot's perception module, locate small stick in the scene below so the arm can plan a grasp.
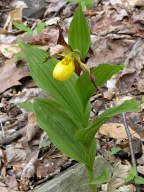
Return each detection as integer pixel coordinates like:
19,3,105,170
0,121,5,138
122,112,136,166
122,112,141,192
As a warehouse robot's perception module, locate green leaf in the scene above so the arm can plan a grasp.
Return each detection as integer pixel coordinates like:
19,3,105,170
134,176,144,184
33,98,90,167
105,147,122,156
125,167,137,182
34,23,46,33
93,64,124,86
75,64,123,108
15,51,25,61
85,138,96,172
75,100,140,144
89,168,111,185
17,40,48,65
18,41,88,127
13,22,33,35
65,0,94,8
68,4,90,59
82,0,95,8
17,102,34,112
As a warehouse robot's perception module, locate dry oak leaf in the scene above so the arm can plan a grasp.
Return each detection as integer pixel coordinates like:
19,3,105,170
99,123,140,139
0,58,29,94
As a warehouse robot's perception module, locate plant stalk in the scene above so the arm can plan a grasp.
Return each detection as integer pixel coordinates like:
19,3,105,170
87,167,97,192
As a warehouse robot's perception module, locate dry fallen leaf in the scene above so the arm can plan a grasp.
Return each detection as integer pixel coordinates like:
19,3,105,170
17,28,59,46
3,0,27,32
100,161,135,192
6,144,27,164
26,112,41,142
0,181,19,192
0,43,21,58
36,157,66,179
110,0,144,9
20,151,39,191
108,161,132,192
0,58,29,94
99,123,140,139
3,8,23,31
128,0,144,7
5,175,18,190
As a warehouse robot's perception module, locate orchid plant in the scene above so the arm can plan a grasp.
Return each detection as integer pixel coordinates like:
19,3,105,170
15,3,140,192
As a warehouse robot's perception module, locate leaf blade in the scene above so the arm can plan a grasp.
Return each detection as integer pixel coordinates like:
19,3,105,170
75,64,123,108
18,41,87,127
33,98,89,166
13,22,33,35
68,4,90,59
75,100,140,143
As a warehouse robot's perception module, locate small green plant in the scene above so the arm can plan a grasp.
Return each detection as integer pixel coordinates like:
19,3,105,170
125,167,144,185
16,3,140,192
65,0,95,8
13,22,46,35
105,147,122,156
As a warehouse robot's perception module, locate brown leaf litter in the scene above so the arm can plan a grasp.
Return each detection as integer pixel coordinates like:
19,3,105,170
0,58,29,94
1,0,144,191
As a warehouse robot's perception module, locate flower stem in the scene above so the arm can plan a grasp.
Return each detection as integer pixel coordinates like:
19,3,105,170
87,167,97,192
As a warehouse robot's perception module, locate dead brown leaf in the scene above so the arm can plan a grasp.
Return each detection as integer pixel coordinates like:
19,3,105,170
0,181,19,192
0,43,21,58
3,8,23,32
99,123,140,139
0,58,29,94
88,37,135,68
5,175,18,190
17,28,59,46
36,157,66,179
20,151,39,191
107,161,132,192
6,144,27,164
26,112,41,142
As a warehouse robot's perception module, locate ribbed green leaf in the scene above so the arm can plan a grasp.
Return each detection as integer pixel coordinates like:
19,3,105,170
34,23,46,33
75,64,123,108
75,100,140,143
125,167,137,182
17,102,34,112
68,4,90,59
13,22,33,35
33,98,90,166
134,176,144,184
93,64,124,86
89,168,111,185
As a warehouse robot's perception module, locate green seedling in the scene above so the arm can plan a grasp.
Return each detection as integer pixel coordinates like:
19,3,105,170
105,147,122,156
125,166,144,185
13,22,46,35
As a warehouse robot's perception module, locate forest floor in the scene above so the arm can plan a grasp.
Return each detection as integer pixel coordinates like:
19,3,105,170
0,0,144,191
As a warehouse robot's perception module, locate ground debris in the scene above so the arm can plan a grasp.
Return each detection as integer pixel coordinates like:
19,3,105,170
1,0,144,191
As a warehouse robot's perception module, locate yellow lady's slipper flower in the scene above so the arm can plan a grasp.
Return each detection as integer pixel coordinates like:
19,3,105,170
53,55,75,81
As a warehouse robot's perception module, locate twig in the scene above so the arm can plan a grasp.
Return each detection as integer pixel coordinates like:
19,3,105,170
122,112,141,192
0,121,5,138
122,112,136,166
